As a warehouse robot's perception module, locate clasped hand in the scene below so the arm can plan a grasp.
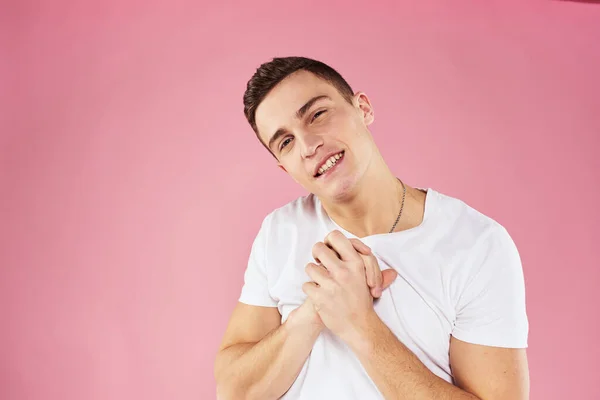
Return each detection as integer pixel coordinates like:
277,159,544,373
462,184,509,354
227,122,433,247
293,230,397,342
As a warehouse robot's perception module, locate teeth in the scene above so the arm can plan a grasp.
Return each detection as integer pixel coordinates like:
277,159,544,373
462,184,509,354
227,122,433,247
317,152,344,176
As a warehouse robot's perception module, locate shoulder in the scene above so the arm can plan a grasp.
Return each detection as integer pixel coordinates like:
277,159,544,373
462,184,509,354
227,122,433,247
267,192,319,224
257,193,321,240
432,189,514,250
431,190,522,290
430,189,521,286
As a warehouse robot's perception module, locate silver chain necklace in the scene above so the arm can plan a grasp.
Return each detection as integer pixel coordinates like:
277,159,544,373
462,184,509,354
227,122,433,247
388,178,406,233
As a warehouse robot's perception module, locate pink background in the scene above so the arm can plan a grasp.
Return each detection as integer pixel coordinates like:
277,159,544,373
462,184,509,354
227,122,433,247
2,1,599,399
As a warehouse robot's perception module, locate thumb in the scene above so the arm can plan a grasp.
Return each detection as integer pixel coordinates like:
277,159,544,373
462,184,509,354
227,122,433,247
381,269,398,290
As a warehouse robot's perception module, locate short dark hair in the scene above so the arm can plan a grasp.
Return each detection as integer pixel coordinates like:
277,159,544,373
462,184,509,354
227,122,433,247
243,56,355,156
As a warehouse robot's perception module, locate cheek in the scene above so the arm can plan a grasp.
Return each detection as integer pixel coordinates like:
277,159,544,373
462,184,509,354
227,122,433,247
322,115,348,140
336,110,361,132
281,160,307,181
336,116,364,142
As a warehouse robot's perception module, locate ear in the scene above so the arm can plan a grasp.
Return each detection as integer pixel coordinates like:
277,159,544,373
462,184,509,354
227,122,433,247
354,92,375,126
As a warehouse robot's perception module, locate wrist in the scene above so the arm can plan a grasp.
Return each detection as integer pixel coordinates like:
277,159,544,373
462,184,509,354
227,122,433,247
285,306,324,336
341,310,381,355
284,319,324,343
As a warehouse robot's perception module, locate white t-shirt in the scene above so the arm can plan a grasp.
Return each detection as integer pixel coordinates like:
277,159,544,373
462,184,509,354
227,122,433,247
238,188,529,399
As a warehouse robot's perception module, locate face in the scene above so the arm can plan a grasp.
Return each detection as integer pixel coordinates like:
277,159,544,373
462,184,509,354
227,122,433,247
255,70,376,201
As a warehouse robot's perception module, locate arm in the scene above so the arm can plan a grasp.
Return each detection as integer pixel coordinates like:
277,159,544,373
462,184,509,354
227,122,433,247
450,336,529,399
304,229,529,400
213,212,322,400
214,300,323,400
215,229,393,400
303,230,477,399
214,262,394,400
344,312,529,399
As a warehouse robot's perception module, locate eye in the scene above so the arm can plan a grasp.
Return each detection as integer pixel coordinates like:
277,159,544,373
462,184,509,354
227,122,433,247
312,110,326,122
280,137,293,150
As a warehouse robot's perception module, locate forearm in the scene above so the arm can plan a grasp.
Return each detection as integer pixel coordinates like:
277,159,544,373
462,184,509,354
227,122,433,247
215,319,321,400
346,313,480,400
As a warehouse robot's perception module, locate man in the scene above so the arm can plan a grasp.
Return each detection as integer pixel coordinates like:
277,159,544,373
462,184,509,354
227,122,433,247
214,56,529,399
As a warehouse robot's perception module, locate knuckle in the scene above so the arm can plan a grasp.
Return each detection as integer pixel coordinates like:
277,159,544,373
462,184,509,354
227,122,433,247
326,229,336,236
349,238,361,249
329,230,343,239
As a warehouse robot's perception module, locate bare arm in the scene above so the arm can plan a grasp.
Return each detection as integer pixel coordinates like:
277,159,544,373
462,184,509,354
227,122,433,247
450,336,529,400
214,300,323,400
344,312,529,399
214,238,393,399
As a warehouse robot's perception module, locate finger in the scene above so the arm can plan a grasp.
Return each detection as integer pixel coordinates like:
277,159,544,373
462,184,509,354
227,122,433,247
360,253,383,297
349,238,372,256
381,269,398,291
356,252,376,289
302,281,320,301
350,239,376,295
325,243,341,260
305,262,331,287
324,230,361,262
312,242,343,272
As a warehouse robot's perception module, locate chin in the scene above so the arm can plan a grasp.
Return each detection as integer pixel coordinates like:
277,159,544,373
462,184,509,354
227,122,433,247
315,175,356,202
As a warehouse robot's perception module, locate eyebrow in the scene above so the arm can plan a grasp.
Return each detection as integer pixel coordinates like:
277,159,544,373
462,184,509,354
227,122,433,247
267,95,331,151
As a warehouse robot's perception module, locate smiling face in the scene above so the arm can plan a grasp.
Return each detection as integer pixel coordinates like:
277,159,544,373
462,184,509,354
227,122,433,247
255,70,377,201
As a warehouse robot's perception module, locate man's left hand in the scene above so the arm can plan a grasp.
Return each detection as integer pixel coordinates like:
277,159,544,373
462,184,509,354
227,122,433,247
302,230,397,342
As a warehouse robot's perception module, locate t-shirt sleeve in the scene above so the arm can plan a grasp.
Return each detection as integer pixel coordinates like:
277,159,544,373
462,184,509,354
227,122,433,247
238,214,278,307
452,225,529,348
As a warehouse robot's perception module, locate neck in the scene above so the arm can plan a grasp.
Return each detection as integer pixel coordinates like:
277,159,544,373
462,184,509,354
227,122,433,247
319,162,426,238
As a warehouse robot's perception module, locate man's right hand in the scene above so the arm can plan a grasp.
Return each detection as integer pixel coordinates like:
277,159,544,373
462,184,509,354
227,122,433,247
288,237,398,331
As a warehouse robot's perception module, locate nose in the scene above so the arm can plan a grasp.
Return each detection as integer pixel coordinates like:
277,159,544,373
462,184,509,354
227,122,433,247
299,132,323,159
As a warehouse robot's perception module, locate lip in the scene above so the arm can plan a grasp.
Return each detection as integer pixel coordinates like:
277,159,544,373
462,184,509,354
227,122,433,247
313,150,345,178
